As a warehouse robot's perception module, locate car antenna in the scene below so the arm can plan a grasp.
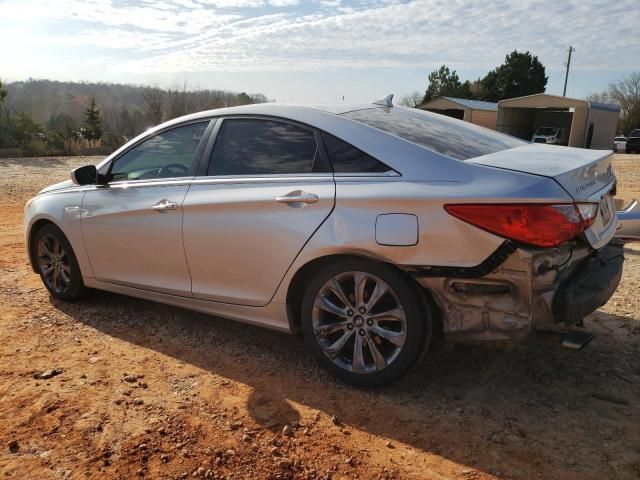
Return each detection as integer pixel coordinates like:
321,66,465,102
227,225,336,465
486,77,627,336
372,94,394,107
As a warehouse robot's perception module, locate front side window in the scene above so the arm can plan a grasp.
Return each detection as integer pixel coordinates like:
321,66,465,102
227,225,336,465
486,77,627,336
322,133,393,174
343,107,526,161
208,119,318,176
109,122,208,181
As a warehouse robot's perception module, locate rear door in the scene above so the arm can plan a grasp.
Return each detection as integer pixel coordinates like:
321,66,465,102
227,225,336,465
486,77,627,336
182,117,335,306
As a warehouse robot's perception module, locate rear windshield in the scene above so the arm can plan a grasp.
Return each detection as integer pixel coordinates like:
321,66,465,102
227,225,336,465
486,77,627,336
343,107,526,160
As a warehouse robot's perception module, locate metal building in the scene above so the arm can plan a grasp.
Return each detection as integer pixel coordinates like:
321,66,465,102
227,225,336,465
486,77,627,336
496,93,620,149
418,97,498,129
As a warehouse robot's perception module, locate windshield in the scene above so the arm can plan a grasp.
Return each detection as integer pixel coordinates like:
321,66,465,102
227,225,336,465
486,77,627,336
629,129,640,137
535,127,559,136
342,107,525,161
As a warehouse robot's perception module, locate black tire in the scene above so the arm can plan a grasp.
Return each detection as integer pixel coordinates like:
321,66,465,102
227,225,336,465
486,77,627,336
34,224,87,301
301,258,431,387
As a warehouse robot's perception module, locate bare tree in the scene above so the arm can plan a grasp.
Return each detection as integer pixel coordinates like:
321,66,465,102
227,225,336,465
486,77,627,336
141,85,165,125
167,79,190,120
250,93,269,103
587,91,615,105
609,72,640,133
398,91,423,108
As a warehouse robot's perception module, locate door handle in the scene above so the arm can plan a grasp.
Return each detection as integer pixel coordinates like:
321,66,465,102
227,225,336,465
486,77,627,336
150,199,178,212
276,190,319,205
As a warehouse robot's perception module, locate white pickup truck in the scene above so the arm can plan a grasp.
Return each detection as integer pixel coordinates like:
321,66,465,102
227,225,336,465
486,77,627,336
531,126,567,145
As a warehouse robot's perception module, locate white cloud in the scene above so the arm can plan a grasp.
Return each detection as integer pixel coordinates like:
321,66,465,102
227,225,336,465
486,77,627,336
2,0,638,81
269,0,300,6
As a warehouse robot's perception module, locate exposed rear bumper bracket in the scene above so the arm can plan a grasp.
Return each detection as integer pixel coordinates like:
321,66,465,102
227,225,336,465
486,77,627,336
402,241,517,278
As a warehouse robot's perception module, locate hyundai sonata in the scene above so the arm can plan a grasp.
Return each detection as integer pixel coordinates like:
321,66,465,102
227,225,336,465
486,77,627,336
24,96,624,386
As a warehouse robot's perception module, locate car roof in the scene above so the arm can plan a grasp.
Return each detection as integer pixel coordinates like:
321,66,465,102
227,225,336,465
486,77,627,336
131,102,384,150
175,102,380,121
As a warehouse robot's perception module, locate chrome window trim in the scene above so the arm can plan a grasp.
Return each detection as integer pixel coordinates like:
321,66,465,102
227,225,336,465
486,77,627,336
189,172,399,187
88,177,195,190
190,174,334,187
333,171,400,178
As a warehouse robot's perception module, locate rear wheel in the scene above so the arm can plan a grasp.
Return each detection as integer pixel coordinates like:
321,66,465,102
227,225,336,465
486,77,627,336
301,258,431,386
34,224,87,301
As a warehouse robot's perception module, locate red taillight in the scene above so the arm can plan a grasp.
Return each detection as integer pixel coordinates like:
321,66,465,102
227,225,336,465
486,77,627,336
444,203,598,247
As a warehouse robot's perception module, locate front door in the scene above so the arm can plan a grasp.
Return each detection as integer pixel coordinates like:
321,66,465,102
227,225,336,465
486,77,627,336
182,117,335,306
81,121,210,296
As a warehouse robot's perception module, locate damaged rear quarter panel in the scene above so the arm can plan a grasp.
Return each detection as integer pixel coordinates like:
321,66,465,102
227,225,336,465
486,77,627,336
416,243,594,343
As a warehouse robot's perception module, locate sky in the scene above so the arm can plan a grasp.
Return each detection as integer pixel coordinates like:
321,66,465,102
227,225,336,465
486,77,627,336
1,0,639,103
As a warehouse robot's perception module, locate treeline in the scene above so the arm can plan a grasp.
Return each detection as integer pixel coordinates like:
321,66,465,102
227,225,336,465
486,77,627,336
0,79,269,156
399,51,548,108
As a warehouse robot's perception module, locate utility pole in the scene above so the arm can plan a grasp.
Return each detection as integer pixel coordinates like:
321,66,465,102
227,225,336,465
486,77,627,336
562,46,574,97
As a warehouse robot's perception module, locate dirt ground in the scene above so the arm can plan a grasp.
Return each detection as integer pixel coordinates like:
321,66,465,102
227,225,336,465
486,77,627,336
0,154,639,480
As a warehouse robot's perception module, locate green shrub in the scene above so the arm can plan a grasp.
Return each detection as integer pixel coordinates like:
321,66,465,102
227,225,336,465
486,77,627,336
23,139,47,157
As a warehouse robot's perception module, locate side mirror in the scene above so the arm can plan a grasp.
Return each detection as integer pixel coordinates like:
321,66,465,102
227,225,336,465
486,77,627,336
71,165,98,185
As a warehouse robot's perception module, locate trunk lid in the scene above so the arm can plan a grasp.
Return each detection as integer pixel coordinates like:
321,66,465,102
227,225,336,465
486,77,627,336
467,144,615,201
468,144,617,248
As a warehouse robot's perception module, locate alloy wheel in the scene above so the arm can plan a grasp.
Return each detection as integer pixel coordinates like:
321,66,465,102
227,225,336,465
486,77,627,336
37,233,71,294
311,271,407,374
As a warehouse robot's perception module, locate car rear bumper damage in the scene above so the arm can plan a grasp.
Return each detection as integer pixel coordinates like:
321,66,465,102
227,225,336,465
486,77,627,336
551,240,624,326
404,239,624,345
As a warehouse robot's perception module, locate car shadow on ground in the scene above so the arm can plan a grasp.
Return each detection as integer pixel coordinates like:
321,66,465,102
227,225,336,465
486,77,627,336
53,290,640,479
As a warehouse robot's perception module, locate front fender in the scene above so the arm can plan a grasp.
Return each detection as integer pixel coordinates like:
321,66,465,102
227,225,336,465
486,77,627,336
24,190,93,278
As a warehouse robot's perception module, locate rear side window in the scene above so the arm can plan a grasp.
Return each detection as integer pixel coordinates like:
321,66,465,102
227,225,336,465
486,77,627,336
343,107,525,160
322,133,392,174
209,119,318,175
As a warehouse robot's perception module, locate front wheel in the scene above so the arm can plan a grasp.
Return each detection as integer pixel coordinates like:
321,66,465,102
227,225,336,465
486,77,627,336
34,224,87,301
301,258,431,387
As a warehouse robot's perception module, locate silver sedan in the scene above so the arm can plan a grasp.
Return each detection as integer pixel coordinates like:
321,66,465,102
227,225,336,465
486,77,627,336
24,96,625,386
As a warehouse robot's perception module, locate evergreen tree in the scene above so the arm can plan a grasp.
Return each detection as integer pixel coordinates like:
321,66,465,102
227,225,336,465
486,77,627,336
236,92,252,106
479,51,547,102
0,79,6,106
82,97,102,140
421,65,472,104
